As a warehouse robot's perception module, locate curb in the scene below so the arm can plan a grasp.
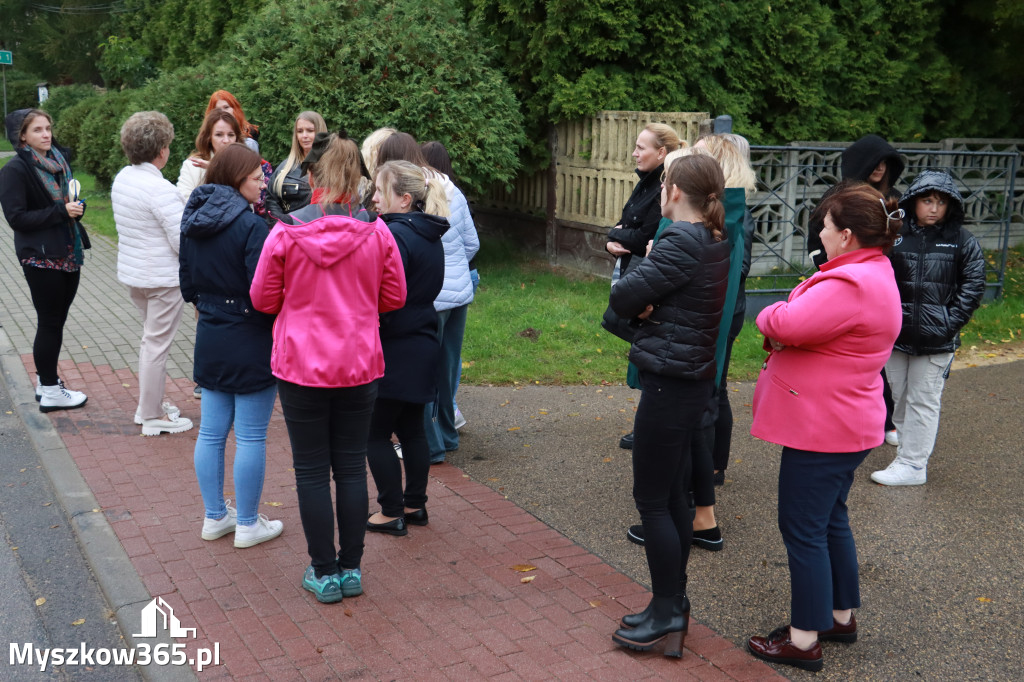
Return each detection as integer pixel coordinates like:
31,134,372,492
0,324,197,682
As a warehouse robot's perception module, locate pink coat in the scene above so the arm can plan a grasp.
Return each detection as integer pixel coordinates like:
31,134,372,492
750,247,901,453
250,213,407,388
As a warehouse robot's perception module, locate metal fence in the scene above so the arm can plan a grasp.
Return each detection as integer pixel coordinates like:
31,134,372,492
747,145,1020,300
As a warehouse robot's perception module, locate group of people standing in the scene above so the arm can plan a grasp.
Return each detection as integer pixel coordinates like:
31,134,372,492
601,126,986,671
0,94,478,605
0,99,987,669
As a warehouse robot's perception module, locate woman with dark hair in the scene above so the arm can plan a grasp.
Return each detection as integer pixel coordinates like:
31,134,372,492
376,132,479,464
251,137,406,604
180,143,282,549
746,184,902,672
364,160,448,536
265,111,327,222
205,90,260,153
176,109,243,202
111,111,192,435
0,108,90,412
608,154,730,658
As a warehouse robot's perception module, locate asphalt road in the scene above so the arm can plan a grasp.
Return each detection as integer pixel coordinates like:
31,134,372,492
0,375,141,681
448,360,1024,681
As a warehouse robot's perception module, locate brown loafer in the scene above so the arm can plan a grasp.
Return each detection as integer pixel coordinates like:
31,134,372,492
819,614,857,643
747,626,823,672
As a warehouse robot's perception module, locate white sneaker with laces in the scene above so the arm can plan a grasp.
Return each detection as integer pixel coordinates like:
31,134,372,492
201,500,237,540
141,415,193,436
135,402,181,425
884,430,899,446
39,382,88,413
234,514,283,548
870,461,926,486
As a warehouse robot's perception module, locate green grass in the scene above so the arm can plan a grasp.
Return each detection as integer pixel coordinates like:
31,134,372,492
75,170,116,240
0,137,12,152
462,238,769,385
959,244,1024,347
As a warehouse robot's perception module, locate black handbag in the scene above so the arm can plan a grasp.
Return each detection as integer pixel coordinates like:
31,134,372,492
601,254,643,342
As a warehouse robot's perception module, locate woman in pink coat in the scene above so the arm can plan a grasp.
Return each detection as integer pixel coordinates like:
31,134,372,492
746,184,902,672
250,135,406,604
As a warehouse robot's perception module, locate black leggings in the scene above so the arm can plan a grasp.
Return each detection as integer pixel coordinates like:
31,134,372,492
366,397,430,517
632,371,712,597
277,379,377,577
22,266,80,385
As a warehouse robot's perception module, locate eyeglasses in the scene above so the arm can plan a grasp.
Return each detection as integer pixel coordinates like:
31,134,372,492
248,173,264,184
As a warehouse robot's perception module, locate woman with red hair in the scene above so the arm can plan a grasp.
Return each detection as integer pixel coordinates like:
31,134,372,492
204,90,273,220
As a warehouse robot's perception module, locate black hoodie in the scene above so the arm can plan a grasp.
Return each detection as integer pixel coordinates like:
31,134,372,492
807,135,906,262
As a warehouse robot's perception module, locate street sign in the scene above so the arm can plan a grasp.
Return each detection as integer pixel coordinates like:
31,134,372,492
0,51,12,66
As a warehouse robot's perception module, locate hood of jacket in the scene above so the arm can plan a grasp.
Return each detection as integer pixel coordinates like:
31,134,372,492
379,210,448,243
841,134,905,187
4,109,30,147
280,213,384,269
181,184,251,239
898,170,965,230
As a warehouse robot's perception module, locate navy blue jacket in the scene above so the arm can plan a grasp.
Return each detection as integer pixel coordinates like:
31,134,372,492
377,211,447,403
179,184,275,393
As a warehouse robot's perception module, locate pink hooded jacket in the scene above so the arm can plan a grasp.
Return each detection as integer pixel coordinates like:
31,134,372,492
251,213,407,388
750,247,901,453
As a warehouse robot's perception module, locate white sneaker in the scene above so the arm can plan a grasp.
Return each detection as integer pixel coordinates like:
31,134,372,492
234,514,283,548
201,500,237,540
141,415,194,436
39,382,88,413
870,461,926,486
884,430,899,446
453,408,467,430
134,402,181,425
393,442,403,460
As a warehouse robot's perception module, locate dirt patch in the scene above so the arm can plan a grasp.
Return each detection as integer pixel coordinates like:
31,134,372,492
952,340,1024,371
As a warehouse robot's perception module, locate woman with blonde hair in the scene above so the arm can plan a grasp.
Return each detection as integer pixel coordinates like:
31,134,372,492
176,109,242,202
265,111,327,222
365,160,449,535
603,122,682,450
281,132,371,224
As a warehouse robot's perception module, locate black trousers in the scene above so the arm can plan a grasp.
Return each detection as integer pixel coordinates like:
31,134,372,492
632,371,713,597
277,379,377,577
366,397,430,517
22,266,80,385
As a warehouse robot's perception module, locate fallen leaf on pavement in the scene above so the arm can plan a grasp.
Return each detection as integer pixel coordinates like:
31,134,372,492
35,598,46,606
589,600,602,607
264,502,283,507
520,576,536,583
72,619,85,626
511,564,537,572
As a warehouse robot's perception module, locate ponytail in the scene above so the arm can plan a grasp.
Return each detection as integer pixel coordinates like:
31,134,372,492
703,194,725,241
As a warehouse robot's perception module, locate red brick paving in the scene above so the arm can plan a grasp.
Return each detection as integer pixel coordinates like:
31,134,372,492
33,356,785,681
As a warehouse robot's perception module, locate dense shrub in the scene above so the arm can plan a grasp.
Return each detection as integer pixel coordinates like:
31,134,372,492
74,90,136,187
2,69,43,112
43,84,104,124
221,0,525,194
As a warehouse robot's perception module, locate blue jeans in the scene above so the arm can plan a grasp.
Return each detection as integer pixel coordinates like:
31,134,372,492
424,304,468,462
778,446,870,632
193,385,278,525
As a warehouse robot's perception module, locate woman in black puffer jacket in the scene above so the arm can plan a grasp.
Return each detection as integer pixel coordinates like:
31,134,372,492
608,155,730,659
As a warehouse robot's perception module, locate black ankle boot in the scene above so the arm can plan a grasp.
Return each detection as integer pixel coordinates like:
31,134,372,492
612,595,687,657
620,593,690,628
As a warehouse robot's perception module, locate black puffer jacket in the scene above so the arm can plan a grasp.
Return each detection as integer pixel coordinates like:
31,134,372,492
606,165,664,263
265,160,311,223
890,171,986,355
610,221,730,380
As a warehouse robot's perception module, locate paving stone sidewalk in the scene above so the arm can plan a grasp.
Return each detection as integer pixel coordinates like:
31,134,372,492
1,215,782,679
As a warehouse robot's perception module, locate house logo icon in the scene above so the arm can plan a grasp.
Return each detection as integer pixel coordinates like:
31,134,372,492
133,597,197,639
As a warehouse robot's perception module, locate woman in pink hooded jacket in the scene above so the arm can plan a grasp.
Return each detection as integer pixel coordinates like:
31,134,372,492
745,184,902,672
250,135,406,604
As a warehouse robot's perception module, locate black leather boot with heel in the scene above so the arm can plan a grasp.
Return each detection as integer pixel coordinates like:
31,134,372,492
612,595,688,658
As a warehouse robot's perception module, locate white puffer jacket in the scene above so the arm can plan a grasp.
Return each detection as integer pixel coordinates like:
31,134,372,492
434,173,480,311
176,156,206,203
111,163,185,288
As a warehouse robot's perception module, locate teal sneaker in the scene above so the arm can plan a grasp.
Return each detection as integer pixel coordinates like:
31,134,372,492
339,568,362,597
302,566,343,603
